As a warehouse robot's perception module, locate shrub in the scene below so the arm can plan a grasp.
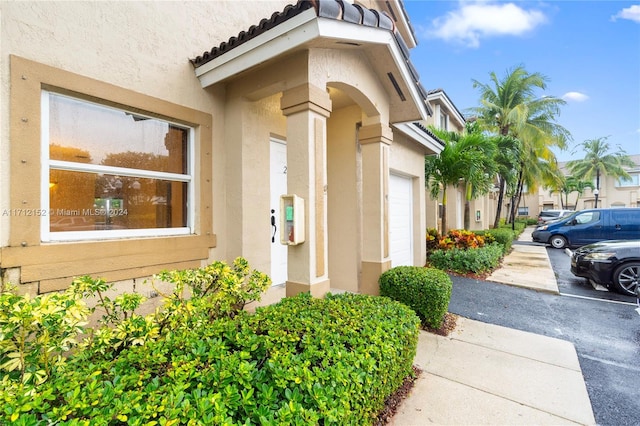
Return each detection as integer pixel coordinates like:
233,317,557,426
244,293,420,424
426,227,440,251
429,243,504,275
426,229,486,254
446,229,485,249
0,285,90,387
476,228,514,254
1,264,419,425
379,266,452,329
498,221,526,233
0,258,272,423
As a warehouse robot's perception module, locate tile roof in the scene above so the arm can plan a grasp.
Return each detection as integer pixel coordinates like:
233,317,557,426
192,0,396,68
412,122,445,147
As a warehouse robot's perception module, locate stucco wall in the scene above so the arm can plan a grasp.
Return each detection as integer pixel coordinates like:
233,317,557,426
327,104,362,292
0,0,289,248
224,94,287,276
1,1,436,302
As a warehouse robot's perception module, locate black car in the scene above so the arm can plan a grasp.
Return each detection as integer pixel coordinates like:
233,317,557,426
571,240,640,296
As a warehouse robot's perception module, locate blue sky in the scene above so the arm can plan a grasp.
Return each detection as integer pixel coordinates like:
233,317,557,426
403,1,640,161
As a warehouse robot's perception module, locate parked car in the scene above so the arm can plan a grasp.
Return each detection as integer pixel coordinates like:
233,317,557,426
571,240,640,296
532,208,640,249
537,209,574,225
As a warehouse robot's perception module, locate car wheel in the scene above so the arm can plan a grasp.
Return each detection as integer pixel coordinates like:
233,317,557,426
549,235,567,249
611,262,640,296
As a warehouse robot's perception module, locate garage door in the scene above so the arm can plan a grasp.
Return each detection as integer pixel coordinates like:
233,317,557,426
389,173,413,267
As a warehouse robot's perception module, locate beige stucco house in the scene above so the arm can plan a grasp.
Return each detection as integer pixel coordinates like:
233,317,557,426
520,154,640,216
0,0,444,305
422,88,497,233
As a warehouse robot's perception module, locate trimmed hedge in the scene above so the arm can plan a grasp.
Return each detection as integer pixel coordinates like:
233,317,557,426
379,266,452,329
475,228,515,254
1,291,419,425
429,243,503,274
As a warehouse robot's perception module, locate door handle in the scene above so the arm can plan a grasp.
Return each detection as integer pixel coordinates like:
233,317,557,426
271,209,277,243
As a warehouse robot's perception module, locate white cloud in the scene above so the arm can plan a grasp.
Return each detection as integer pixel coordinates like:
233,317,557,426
428,1,547,48
562,92,589,102
611,5,640,23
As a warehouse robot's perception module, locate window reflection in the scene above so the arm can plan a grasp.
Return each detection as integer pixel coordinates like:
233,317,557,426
49,94,187,174
49,170,187,232
45,92,191,236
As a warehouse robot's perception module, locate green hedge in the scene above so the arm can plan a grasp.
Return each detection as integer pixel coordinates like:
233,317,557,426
379,266,452,329
475,228,515,254
429,243,504,275
1,290,419,425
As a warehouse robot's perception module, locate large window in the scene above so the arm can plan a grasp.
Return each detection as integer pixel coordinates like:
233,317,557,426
616,173,639,187
8,56,213,290
42,91,194,241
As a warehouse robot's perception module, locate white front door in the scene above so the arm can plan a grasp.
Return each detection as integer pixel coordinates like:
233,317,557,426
270,139,288,285
389,173,414,267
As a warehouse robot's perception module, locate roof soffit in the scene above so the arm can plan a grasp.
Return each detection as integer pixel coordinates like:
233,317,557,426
393,122,445,154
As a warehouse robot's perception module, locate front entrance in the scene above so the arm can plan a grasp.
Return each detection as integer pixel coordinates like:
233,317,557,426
389,173,413,267
270,138,288,285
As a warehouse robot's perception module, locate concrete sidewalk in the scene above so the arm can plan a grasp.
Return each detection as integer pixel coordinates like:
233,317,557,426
486,227,559,294
391,318,595,425
391,227,595,425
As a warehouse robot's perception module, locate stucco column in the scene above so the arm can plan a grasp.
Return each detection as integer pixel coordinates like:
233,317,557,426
359,123,393,295
280,84,332,298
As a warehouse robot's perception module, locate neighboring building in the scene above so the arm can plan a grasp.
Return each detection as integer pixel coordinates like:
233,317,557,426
0,1,443,306
422,88,497,233
521,154,640,217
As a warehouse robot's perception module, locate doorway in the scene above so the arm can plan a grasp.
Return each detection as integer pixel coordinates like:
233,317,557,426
270,138,288,285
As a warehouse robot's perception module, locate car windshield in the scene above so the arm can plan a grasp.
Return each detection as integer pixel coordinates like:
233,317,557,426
562,211,580,221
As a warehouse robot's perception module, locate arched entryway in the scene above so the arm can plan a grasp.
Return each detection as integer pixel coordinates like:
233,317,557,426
191,0,434,299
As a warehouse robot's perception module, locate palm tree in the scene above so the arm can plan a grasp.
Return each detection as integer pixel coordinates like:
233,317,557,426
467,65,571,226
490,135,521,228
459,122,497,229
567,177,595,208
566,137,635,207
425,131,464,233
549,175,595,209
425,123,496,232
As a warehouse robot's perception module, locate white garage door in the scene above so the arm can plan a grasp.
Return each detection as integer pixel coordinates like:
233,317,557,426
389,173,413,267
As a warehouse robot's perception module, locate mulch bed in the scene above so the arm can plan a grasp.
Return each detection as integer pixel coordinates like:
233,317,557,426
374,312,459,424
422,312,459,336
373,365,422,425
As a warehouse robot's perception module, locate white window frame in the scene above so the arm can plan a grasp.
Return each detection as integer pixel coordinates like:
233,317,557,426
40,91,195,242
616,173,639,188
439,112,449,131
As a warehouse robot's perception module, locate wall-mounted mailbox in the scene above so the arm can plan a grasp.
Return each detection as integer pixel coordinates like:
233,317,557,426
280,194,305,245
